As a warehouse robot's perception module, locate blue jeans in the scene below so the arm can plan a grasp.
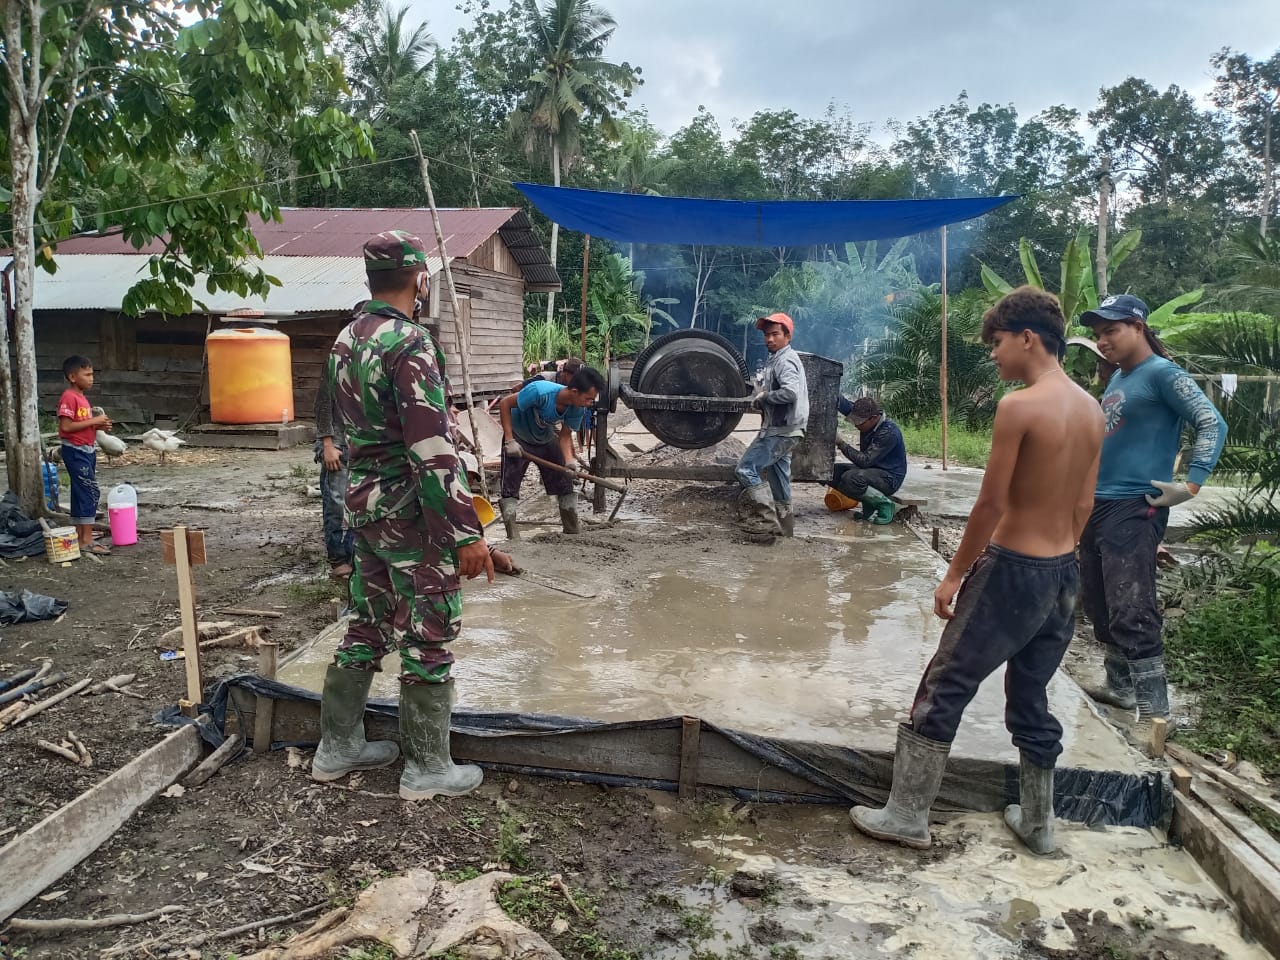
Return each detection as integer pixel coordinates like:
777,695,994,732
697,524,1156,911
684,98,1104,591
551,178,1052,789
315,441,354,565
736,434,800,504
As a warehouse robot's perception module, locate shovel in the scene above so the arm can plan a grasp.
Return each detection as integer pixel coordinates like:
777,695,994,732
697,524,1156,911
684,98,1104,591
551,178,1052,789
518,450,629,522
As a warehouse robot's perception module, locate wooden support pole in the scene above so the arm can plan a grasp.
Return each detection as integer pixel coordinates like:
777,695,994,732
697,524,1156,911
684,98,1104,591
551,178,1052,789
1170,765,1192,795
409,129,490,502
1095,156,1112,299
172,527,203,714
253,643,279,755
579,234,591,360
678,717,702,800
939,225,949,472
1148,717,1168,759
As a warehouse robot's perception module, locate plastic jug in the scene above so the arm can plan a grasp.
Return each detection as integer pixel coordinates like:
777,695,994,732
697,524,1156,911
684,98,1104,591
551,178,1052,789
107,483,138,546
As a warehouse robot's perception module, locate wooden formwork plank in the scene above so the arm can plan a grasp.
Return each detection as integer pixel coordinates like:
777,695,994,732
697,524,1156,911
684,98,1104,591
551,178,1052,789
1189,780,1280,875
1172,790,1280,958
0,724,202,922
678,718,702,799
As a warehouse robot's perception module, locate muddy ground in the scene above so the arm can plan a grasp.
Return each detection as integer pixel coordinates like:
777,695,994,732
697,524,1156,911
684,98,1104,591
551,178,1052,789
0,445,1258,960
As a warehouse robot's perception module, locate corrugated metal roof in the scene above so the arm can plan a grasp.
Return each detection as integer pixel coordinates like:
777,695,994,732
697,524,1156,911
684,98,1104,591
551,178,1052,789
30,254,439,314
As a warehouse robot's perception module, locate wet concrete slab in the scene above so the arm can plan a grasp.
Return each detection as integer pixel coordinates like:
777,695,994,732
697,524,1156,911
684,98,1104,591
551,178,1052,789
280,503,1139,773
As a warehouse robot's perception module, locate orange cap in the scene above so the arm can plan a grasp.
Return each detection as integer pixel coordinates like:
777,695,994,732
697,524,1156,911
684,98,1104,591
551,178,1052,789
756,312,794,335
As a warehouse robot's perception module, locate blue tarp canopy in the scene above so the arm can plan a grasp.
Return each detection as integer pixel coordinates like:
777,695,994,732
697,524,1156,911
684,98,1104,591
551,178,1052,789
514,182,1017,248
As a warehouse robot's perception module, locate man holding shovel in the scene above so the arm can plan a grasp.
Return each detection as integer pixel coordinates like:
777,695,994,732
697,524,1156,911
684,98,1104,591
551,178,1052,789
497,366,606,538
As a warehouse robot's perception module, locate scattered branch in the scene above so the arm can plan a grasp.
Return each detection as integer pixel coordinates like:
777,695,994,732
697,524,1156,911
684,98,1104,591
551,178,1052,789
8,904,185,934
3,677,93,728
36,738,82,764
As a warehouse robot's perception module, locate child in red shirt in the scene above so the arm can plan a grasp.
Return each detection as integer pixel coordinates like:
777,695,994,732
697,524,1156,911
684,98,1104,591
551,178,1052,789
57,355,112,554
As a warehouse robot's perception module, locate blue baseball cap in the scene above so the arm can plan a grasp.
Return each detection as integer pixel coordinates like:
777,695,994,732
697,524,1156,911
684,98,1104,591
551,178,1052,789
1080,294,1151,328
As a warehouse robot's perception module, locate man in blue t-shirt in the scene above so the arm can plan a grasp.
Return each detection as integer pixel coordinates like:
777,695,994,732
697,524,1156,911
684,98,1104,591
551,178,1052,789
497,365,605,538
1078,295,1226,745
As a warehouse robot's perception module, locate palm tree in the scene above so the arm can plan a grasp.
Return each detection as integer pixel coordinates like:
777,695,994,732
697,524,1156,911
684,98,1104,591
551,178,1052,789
1212,226,1280,317
612,121,682,263
348,2,437,117
509,0,636,324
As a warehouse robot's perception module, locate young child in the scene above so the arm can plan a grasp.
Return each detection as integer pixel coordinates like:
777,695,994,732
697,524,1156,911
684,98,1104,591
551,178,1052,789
735,312,808,537
849,287,1103,856
57,355,112,555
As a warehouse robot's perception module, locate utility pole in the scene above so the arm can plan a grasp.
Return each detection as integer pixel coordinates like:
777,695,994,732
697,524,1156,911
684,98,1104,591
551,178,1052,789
1095,156,1113,299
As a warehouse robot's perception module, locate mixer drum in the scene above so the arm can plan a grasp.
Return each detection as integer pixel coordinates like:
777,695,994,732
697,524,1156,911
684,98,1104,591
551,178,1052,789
628,329,750,449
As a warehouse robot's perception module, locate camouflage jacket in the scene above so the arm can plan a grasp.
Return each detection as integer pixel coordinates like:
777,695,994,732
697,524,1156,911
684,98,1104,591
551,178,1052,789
329,300,481,546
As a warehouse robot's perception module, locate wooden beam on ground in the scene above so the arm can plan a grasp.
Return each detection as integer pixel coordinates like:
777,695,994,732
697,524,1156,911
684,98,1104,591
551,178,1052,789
1167,743,1280,823
1172,789,1280,957
1190,779,1280,874
183,734,245,789
0,724,202,922
678,717,702,800
1170,765,1192,795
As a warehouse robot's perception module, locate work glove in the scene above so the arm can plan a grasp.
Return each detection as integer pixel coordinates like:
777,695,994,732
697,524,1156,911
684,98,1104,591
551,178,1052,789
575,453,591,472
503,439,523,459
1145,480,1195,508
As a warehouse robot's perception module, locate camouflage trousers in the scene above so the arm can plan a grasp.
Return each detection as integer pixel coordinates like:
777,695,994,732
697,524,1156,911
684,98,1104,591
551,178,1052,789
334,514,462,685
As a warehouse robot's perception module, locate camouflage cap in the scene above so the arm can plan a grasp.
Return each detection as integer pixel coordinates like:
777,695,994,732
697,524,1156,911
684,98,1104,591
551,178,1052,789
363,230,428,271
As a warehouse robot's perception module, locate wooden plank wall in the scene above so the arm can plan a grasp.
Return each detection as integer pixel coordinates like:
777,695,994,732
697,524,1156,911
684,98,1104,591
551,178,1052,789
273,314,349,422
434,262,525,396
465,234,523,281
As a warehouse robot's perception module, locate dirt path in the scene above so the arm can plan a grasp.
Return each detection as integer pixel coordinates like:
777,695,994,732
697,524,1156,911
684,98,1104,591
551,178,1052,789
0,448,1264,959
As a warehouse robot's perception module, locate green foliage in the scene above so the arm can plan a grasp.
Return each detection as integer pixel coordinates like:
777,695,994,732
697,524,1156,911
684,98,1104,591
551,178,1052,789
496,813,531,870
1163,548,1280,772
587,253,648,367
855,290,999,428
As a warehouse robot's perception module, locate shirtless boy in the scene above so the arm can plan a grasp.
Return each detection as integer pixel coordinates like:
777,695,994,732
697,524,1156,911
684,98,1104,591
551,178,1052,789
850,286,1104,856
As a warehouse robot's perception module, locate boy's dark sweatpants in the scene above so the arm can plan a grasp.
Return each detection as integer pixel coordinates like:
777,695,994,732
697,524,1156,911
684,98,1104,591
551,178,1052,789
909,544,1079,770
1078,497,1168,662
500,439,573,499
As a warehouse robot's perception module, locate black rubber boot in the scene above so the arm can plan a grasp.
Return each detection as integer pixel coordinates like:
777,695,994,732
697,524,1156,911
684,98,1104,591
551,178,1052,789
399,681,484,801
558,493,580,534
849,725,950,849
1003,753,1056,855
312,666,399,782
1132,655,1171,753
1082,651,1136,710
500,497,519,541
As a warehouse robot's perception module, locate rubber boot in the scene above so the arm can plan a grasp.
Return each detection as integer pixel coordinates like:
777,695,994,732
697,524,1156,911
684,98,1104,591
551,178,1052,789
558,492,580,535
860,488,897,525
399,681,484,801
500,497,519,541
737,483,781,535
1132,655,1171,754
849,724,950,849
1082,651,1136,710
775,502,794,538
312,665,399,782
1003,753,1056,855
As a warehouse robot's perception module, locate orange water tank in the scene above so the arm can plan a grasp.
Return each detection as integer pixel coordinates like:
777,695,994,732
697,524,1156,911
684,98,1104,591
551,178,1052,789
207,326,295,425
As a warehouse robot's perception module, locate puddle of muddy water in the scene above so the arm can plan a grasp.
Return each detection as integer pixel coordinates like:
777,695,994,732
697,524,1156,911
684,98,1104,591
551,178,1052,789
643,797,1269,960
280,523,1134,770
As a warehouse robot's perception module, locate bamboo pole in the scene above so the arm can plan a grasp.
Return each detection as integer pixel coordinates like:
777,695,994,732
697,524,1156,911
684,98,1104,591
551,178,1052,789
579,234,591,360
409,130,490,501
940,226,949,472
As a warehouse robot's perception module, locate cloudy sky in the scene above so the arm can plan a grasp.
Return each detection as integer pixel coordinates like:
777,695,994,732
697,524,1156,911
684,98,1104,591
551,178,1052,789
415,0,1280,138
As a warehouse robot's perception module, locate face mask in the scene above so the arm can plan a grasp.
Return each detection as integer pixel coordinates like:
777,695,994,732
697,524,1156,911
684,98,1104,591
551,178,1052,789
412,270,430,321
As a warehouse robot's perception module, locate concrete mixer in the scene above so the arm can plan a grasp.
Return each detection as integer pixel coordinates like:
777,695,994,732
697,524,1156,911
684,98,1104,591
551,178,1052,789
587,329,843,497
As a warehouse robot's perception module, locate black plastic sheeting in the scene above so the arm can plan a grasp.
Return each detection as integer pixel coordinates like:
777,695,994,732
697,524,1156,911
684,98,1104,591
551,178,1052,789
0,589,68,624
199,674,1172,830
0,493,47,559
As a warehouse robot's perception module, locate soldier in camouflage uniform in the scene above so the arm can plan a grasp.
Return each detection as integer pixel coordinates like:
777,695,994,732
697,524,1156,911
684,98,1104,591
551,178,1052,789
312,230,494,801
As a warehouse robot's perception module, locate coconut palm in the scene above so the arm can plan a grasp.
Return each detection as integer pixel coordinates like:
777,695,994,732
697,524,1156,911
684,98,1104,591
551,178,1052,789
348,2,438,117
509,0,636,324
1212,226,1280,317
855,290,999,428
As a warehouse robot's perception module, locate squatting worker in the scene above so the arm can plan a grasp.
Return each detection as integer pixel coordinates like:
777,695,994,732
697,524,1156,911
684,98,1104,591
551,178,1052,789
831,395,907,525
313,229,494,802
851,287,1103,856
735,312,808,537
497,365,605,539
1077,294,1226,742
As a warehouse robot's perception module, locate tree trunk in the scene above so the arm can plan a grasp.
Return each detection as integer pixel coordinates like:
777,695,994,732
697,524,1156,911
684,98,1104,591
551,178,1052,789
1095,156,1112,298
6,111,46,517
544,138,560,325
1262,109,1273,235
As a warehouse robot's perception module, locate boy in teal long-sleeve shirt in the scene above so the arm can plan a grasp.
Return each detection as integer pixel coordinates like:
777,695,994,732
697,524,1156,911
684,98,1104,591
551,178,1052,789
1078,295,1226,743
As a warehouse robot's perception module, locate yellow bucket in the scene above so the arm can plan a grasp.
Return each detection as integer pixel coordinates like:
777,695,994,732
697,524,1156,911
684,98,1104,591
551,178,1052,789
824,488,860,512
44,526,81,563
472,495,496,528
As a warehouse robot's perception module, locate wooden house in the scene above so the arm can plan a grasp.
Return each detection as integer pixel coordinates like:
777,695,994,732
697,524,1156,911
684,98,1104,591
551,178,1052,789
26,208,559,428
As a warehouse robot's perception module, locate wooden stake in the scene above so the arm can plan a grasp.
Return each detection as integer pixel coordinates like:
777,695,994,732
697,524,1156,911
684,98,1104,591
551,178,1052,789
1149,717,1168,758
678,717,702,800
409,129,490,502
253,642,279,755
939,225,949,472
183,733,244,788
1171,765,1192,795
579,234,591,360
171,526,204,713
